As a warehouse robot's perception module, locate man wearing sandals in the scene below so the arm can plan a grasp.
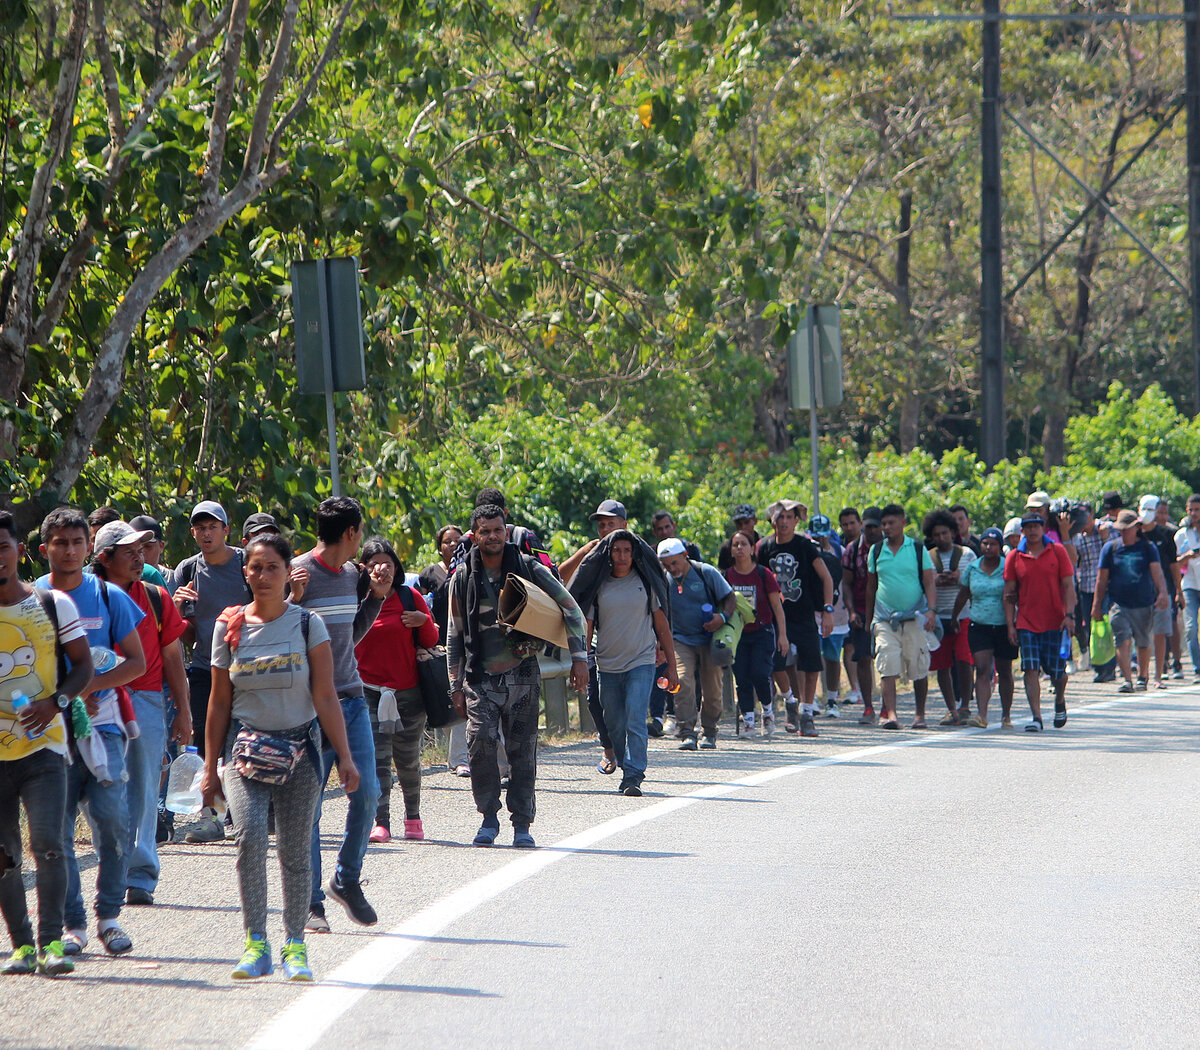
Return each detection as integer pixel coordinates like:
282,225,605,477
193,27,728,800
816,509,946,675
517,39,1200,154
1004,514,1076,731
864,504,937,730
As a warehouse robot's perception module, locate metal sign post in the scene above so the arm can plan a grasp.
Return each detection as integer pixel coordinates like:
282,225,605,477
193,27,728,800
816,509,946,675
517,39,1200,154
787,304,843,518
806,306,821,517
291,258,366,497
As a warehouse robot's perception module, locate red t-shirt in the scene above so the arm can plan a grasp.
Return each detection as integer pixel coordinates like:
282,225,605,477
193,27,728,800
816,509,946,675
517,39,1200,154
128,579,188,692
354,588,439,690
1003,543,1074,633
724,564,781,630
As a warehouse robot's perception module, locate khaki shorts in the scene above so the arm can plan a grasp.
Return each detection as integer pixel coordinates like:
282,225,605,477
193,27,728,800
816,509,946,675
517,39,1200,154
872,618,931,681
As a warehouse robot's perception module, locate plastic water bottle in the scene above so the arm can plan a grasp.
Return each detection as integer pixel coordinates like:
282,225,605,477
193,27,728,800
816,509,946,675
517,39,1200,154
10,692,41,739
1059,629,1072,661
164,746,205,814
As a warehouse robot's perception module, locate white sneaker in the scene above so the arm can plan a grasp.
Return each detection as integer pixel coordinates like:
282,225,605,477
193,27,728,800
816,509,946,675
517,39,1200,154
662,717,678,736
761,711,774,738
741,715,756,737
825,701,840,718
847,690,863,705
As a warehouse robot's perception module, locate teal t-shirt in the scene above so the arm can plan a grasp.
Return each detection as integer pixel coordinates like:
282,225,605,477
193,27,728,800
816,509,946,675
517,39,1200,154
868,537,925,618
961,559,1006,626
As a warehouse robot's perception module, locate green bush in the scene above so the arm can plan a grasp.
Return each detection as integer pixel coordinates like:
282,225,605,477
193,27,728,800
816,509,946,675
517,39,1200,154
1065,382,1200,493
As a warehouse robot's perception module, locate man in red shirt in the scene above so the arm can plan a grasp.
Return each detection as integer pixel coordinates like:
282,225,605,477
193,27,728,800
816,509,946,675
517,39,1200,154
1003,514,1076,732
93,521,190,906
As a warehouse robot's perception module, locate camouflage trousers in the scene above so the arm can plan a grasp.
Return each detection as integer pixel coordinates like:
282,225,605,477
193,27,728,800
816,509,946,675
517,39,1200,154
466,658,541,826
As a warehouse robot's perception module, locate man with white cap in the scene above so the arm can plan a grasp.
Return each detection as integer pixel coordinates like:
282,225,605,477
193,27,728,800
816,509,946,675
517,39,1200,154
168,500,251,843
1137,495,1180,689
658,538,736,750
92,522,190,906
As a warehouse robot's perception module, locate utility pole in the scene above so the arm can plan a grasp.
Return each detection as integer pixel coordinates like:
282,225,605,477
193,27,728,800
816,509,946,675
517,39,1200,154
1187,0,1200,412
980,0,1004,466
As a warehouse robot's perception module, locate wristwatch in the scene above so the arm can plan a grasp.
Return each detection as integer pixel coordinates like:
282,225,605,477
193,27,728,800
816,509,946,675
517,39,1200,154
823,604,835,613
53,693,71,710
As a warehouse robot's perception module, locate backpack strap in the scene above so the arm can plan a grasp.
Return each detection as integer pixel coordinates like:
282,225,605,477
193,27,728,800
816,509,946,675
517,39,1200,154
869,539,883,573
33,587,67,690
300,608,311,648
395,584,425,650
949,545,963,573
144,582,164,633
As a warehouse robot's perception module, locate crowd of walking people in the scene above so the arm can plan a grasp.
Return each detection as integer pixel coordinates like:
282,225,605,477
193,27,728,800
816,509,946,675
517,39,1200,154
1,482,1191,980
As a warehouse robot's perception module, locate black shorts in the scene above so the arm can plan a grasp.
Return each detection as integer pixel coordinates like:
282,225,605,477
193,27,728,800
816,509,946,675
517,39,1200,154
968,621,1018,662
847,624,872,661
784,615,824,673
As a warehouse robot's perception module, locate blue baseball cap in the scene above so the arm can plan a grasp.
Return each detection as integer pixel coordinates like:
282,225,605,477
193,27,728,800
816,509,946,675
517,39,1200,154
808,513,834,537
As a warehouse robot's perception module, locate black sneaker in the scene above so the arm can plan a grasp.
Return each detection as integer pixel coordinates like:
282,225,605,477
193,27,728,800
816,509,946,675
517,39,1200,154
678,734,698,751
125,887,154,906
324,875,377,926
646,717,664,738
799,713,819,737
622,782,643,797
785,702,800,733
155,811,172,845
699,734,717,749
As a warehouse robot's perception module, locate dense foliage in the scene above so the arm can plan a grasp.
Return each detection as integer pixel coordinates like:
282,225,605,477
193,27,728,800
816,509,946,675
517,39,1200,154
1,0,1193,559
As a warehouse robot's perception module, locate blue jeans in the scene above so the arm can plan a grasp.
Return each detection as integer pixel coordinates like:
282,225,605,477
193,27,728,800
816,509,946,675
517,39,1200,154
125,689,168,894
1183,589,1200,675
63,731,128,927
732,625,775,714
597,663,655,784
310,695,379,906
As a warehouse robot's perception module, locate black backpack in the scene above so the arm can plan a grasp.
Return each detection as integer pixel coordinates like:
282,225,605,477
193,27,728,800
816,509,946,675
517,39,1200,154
818,548,843,604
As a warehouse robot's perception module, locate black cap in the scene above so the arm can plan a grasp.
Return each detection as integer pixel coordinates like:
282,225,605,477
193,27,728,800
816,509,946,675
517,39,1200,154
241,512,280,539
1101,490,1123,512
128,515,163,542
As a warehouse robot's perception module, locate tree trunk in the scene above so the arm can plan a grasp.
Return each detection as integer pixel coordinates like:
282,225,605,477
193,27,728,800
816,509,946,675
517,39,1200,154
899,392,922,452
754,370,793,455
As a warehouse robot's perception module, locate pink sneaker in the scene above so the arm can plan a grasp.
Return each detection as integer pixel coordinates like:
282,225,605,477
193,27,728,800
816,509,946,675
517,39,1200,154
368,824,391,844
403,818,424,841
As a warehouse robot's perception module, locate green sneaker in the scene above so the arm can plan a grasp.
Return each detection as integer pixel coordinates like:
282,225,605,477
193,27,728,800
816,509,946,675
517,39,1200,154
2,945,37,975
231,935,273,980
281,939,313,982
37,941,74,977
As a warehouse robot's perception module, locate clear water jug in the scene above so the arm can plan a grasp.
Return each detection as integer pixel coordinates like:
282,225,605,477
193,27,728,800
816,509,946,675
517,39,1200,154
164,746,204,814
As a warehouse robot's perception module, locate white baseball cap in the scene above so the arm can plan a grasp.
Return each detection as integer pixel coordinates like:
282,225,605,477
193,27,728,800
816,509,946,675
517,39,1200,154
1138,494,1160,525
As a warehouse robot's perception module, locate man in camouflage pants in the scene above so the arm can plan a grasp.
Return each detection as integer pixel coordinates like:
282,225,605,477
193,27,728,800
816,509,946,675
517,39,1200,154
447,505,588,849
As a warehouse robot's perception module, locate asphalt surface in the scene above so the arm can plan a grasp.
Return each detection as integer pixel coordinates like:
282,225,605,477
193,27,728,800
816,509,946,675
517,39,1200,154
5,676,1198,1050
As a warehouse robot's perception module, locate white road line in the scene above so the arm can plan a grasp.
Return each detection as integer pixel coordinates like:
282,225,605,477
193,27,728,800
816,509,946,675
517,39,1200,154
243,691,1162,1050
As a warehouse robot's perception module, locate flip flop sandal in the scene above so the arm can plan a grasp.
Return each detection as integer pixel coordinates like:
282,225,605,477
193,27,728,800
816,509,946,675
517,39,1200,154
1053,706,1067,728
596,756,617,775
909,720,928,730
879,719,901,730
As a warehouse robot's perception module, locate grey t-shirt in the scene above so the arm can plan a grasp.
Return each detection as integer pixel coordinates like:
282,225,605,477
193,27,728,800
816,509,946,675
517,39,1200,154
211,604,330,731
169,549,250,669
590,571,660,674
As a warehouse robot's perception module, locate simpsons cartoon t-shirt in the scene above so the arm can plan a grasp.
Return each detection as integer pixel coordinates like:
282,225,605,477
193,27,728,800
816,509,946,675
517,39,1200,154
0,588,85,759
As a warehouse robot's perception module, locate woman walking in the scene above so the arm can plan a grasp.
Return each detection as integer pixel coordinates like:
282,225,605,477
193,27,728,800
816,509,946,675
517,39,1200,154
953,528,1016,728
724,531,789,735
202,533,360,981
358,537,439,843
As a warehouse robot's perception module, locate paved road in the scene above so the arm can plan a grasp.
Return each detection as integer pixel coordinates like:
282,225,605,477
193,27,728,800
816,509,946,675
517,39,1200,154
6,679,1198,1049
